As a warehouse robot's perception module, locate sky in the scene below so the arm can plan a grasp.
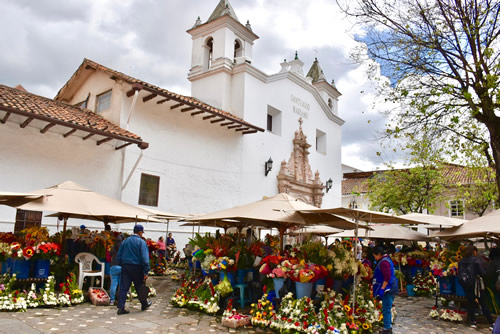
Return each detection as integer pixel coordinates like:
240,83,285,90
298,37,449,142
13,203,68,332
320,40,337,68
0,0,401,171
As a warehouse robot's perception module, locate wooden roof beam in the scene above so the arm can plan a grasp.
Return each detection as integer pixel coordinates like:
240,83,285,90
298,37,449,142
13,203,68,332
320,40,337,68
1,112,10,124
203,115,216,120
143,93,157,103
126,83,143,97
181,106,195,113
191,111,205,116
115,142,133,150
63,128,77,138
220,121,234,126
97,137,113,146
40,123,56,134
20,117,33,128
157,98,170,104
171,103,183,110
210,118,225,124
82,133,95,140
228,124,242,129
242,130,258,134
235,127,250,132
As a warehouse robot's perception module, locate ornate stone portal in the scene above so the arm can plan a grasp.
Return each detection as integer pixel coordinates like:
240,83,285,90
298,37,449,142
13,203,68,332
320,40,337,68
277,118,325,207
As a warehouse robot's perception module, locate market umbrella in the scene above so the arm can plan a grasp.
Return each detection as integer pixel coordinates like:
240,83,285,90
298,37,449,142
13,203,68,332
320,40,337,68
184,193,360,251
10,181,158,245
400,212,466,231
0,191,45,206
430,209,500,241
329,224,429,241
287,225,344,246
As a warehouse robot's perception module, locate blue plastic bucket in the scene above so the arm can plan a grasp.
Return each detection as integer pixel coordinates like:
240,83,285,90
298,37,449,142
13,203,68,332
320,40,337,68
406,284,416,296
439,277,454,295
12,259,30,279
295,282,313,299
454,277,465,296
273,277,285,296
34,259,50,278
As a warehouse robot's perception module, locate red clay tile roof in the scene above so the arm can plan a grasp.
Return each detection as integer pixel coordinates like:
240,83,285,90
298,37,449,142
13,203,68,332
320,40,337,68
0,84,148,149
56,59,264,134
342,164,492,195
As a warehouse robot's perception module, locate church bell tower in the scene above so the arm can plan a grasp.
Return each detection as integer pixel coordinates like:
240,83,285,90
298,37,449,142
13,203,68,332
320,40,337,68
187,0,259,113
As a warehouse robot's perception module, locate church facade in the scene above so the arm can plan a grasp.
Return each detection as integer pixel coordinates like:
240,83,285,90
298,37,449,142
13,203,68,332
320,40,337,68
0,0,344,243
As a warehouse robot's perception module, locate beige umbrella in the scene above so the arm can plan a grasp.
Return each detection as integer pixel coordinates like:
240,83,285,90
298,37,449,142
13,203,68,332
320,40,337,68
329,224,429,241
0,192,45,206
185,193,360,251
431,209,500,241
12,181,158,246
400,213,466,230
287,225,344,247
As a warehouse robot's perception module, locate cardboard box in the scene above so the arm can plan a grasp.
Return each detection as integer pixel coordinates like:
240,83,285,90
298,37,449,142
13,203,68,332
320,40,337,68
221,315,251,328
88,287,110,306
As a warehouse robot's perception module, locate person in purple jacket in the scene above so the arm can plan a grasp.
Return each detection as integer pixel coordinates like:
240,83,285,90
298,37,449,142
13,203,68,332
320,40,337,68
373,246,398,334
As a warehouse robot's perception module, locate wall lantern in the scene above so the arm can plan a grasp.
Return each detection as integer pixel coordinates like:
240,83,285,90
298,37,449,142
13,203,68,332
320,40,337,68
264,157,273,176
325,178,333,193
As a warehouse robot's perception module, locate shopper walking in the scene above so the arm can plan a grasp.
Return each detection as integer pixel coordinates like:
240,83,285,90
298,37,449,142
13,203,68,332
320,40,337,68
116,225,152,315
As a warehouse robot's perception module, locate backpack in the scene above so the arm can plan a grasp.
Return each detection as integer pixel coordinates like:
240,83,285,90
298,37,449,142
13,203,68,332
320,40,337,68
495,269,500,292
458,261,475,289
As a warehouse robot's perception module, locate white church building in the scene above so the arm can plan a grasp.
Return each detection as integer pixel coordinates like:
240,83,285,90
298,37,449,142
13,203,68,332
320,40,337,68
0,0,344,246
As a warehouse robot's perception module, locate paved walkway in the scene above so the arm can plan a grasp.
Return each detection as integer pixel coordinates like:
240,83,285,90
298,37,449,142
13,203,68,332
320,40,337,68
0,277,492,333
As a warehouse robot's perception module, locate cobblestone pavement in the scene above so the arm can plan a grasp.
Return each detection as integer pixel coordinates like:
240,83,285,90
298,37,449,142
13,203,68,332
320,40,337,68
0,276,492,333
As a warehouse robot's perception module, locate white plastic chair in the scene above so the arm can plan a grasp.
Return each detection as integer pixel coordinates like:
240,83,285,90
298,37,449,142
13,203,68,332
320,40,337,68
75,252,105,289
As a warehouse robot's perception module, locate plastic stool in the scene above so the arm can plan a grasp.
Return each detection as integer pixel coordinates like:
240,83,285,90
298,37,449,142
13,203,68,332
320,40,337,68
234,283,251,309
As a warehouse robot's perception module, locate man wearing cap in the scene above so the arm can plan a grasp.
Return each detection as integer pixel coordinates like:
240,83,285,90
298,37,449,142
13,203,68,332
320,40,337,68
116,224,152,314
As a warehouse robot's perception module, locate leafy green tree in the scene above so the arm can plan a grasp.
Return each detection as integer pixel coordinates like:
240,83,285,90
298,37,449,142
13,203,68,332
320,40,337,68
340,0,500,192
454,167,498,216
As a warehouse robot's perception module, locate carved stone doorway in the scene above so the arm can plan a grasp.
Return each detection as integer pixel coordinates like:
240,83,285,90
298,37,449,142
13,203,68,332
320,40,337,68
277,118,324,207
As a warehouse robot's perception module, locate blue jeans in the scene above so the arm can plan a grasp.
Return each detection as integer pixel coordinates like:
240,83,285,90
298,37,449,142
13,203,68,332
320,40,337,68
109,265,121,303
382,293,395,329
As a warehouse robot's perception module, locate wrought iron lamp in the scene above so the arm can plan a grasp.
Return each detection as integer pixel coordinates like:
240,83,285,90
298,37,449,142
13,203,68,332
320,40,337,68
325,178,333,193
264,157,273,176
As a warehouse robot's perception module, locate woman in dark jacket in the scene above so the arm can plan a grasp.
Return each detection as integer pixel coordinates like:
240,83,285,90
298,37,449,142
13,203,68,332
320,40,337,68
458,245,494,330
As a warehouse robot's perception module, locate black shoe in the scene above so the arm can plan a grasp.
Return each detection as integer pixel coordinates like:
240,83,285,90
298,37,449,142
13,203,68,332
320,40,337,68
141,300,152,311
117,308,130,315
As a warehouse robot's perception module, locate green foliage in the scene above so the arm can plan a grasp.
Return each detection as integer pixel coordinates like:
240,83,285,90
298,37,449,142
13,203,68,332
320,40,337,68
455,167,498,217
299,238,330,266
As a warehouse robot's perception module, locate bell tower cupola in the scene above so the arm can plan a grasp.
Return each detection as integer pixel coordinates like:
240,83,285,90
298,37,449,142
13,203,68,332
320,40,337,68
187,0,259,111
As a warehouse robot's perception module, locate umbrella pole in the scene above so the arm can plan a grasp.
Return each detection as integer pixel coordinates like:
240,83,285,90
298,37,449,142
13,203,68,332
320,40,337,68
279,227,285,254
61,216,68,254
352,218,359,312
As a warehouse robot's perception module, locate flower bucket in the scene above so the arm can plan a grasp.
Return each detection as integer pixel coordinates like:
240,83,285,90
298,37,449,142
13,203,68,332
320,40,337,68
0,262,6,275
266,290,277,308
273,277,285,297
333,279,343,293
453,277,465,296
253,256,262,267
236,269,246,284
12,259,30,279
439,277,453,295
295,281,313,299
314,278,326,294
34,259,50,278
406,284,416,297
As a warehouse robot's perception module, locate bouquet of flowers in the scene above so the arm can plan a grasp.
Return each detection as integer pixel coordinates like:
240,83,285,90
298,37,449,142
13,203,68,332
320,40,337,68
270,292,320,333
250,294,276,327
412,272,437,296
171,279,204,308
429,306,440,319
34,242,61,260
439,308,465,322
329,245,358,279
210,256,235,272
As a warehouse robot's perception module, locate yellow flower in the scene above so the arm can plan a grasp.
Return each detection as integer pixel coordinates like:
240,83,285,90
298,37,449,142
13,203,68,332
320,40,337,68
268,306,273,311
362,323,370,330
344,305,351,312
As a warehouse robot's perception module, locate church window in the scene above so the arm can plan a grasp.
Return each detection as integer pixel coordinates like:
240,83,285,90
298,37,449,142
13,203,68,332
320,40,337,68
234,39,242,61
96,90,112,113
316,129,326,154
205,37,214,69
139,173,160,207
328,98,333,109
267,105,282,135
449,200,464,218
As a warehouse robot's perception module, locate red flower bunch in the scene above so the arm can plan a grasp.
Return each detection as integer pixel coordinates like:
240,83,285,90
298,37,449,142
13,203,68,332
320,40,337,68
23,246,35,260
35,242,61,259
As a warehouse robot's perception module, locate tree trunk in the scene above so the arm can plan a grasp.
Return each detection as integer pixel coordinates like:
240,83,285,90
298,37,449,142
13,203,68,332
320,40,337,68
486,121,500,195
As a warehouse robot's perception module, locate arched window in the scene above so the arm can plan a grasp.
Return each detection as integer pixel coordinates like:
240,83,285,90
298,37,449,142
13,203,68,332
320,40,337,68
234,39,242,61
204,37,214,69
328,98,333,109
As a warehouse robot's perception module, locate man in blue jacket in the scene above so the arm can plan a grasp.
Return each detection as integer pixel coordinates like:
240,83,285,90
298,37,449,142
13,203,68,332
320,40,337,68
116,224,152,315
373,246,398,334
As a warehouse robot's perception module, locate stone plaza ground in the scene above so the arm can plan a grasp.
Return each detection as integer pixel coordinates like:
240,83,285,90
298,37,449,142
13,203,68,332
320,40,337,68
0,276,492,334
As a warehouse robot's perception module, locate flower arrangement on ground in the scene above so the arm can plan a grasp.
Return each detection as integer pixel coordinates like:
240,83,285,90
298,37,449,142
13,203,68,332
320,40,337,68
221,299,251,328
428,307,464,322
412,272,437,296
250,293,276,327
171,277,219,314
270,292,321,333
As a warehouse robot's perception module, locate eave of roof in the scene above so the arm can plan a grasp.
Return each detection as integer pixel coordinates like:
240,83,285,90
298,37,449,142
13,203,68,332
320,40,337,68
57,59,264,135
0,84,148,150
